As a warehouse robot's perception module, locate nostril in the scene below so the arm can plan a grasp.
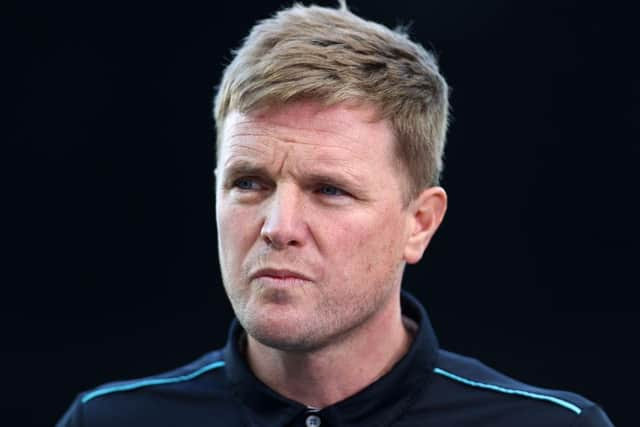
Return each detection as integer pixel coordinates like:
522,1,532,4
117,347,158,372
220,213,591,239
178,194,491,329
260,224,303,249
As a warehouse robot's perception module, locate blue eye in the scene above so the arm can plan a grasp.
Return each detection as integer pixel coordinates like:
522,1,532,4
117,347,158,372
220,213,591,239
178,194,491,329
318,185,344,196
234,178,259,190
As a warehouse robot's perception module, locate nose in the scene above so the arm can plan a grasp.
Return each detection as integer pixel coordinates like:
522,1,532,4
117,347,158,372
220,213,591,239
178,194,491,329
260,184,307,249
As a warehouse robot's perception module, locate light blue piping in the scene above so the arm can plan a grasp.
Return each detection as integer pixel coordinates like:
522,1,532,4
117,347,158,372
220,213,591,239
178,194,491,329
433,367,582,415
81,360,226,403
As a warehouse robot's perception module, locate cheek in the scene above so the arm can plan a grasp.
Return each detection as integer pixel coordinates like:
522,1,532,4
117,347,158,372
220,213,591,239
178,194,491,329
323,211,405,272
217,204,260,262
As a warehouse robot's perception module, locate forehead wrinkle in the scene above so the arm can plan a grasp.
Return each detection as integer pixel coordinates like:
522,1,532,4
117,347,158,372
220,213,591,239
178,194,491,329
228,122,365,152
220,141,270,165
227,133,363,160
223,133,371,182
224,133,364,170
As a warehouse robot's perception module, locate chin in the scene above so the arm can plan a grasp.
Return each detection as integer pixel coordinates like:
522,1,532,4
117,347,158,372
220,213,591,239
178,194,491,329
251,330,316,352
242,309,321,352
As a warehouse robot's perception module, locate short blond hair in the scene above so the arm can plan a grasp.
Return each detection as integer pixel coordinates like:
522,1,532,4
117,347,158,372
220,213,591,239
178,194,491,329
214,2,450,199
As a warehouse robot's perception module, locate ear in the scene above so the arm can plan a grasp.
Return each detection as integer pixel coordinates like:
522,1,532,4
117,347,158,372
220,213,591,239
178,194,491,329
403,186,447,264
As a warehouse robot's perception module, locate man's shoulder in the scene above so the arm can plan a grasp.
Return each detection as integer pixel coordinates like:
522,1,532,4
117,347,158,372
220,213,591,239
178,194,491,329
80,349,228,404
56,349,238,427
410,349,613,426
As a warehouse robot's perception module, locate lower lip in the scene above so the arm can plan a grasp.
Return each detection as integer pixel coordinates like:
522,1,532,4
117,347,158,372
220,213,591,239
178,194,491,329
253,276,310,287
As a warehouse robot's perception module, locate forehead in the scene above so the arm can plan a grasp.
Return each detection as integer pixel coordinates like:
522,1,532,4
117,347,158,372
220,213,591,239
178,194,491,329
218,101,396,163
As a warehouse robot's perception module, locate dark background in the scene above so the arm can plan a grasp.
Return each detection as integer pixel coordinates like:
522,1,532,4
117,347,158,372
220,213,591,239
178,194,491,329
4,0,638,425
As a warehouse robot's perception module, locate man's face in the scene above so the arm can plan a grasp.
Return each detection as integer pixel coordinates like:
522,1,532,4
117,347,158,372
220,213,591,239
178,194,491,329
215,100,416,351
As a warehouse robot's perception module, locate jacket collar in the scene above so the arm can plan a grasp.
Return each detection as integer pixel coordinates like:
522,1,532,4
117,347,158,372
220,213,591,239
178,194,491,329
223,291,439,427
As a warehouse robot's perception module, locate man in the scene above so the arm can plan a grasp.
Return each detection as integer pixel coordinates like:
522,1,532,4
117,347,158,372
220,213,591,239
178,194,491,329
58,2,614,426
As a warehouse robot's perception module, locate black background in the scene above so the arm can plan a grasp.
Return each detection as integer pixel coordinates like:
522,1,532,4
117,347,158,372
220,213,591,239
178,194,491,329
4,1,638,425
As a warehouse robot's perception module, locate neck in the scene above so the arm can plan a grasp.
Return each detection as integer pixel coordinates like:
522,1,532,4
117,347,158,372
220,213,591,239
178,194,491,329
245,293,413,409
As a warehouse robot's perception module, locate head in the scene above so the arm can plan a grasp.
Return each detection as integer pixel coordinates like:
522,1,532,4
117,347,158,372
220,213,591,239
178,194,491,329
214,1,450,201
213,2,449,352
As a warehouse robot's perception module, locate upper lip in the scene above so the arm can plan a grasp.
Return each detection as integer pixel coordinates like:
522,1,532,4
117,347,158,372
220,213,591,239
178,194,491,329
251,268,312,281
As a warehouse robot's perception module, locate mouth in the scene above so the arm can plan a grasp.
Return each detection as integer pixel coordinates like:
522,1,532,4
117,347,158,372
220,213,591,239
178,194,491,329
250,268,312,283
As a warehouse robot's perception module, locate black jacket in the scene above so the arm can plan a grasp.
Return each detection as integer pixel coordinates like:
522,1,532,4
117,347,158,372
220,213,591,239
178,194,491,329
57,292,614,426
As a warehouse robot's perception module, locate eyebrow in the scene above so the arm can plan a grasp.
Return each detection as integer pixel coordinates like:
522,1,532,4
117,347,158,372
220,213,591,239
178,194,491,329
222,159,366,191
221,160,271,179
303,172,360,190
